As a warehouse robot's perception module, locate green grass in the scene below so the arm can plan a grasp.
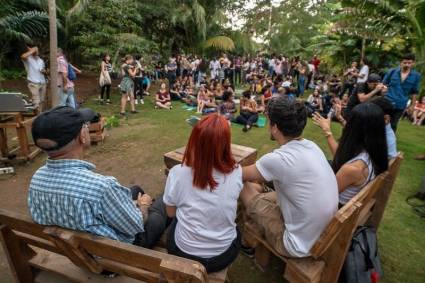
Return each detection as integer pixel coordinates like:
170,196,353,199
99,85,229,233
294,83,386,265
84,88,425,283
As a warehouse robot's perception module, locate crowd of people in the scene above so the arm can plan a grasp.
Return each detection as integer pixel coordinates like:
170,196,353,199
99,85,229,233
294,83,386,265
21,47,422,274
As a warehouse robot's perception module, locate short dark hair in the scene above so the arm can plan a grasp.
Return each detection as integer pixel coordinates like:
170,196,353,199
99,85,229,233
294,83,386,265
222,91,232,101
370,97,394,116
402,53,415,61
266,97,307,138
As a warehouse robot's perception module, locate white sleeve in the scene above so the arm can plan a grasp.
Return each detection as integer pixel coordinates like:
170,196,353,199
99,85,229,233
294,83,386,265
255,152,281,182
163,167,179,206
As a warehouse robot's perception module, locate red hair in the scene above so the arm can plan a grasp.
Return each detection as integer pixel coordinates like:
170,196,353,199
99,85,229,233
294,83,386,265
183,114,236,191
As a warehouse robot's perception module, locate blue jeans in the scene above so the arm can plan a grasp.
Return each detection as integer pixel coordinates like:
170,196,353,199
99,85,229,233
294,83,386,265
58,87,76,108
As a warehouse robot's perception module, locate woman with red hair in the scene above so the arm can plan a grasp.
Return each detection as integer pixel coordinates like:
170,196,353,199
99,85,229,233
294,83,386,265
163,114,242,273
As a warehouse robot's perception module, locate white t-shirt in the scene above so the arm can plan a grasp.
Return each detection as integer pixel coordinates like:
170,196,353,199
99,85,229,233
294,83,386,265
357,65,369,83
23,55,46,84
256,139,338,257
163,164,243,258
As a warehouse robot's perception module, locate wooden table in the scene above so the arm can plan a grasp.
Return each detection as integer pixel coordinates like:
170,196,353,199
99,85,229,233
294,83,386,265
0,112,41,162
164,143,258,170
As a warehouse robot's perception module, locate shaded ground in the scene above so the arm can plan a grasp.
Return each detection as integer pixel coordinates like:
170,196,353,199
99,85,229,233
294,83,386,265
0,74,424,282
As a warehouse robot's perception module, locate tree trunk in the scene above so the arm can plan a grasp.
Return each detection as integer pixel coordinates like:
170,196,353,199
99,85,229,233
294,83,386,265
48,0,59,108
361,38,366,62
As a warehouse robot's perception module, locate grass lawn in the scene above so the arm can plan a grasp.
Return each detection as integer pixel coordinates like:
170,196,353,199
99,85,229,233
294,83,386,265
80,87,425,283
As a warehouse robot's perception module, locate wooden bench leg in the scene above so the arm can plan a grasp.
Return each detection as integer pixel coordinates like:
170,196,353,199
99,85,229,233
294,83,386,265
254,244,271,270
0,225,35,283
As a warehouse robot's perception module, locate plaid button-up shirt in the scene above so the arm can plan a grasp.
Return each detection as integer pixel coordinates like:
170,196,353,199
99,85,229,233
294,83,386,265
28,159,144,243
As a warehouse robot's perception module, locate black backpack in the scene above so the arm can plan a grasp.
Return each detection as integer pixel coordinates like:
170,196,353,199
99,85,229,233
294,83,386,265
339,226,383,283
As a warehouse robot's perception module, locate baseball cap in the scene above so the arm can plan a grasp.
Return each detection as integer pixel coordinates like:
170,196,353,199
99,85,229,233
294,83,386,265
367,73,381,83
32,106,95,151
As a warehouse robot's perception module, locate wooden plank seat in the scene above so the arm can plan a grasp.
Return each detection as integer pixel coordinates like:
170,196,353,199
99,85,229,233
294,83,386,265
243,153,403,283
0,209,229,283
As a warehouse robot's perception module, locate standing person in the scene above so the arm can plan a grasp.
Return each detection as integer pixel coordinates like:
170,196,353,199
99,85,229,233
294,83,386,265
297,62,307,97
99,54,112,104
209,58,220,80
311,54,321,79
21,45,47,112
57,48,77,108
165,56,178,90
164,114,242,273
119,55,138,115
343,73,387,119
240,97,338,258
383,53,421,131
356,59,369,84
339,62,359,97
133,55,145,105
234,56,242,86
197,59,208,87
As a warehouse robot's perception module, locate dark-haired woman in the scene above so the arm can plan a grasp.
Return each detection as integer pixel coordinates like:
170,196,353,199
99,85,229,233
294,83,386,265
99,54,112,104
312,103,388,205
235,90,259,132
219,91,237,120
163,114,242,273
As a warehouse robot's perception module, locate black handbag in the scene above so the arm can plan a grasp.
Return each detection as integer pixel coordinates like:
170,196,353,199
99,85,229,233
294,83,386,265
339,226,383,283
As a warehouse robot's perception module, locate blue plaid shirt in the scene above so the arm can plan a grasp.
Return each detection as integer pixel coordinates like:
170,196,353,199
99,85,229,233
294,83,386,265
28,159,144,243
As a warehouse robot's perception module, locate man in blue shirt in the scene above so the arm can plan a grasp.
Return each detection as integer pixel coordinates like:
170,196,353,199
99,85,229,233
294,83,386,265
29,106,169,248
383,53,421,131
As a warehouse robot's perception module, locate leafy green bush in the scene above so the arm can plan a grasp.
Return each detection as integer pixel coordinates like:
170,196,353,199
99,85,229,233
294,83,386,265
105,115,120,129
0,69,26,81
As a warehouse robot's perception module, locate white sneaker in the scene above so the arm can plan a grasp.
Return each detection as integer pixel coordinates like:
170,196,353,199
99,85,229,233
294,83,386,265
135,99,139,105
140,99,144,104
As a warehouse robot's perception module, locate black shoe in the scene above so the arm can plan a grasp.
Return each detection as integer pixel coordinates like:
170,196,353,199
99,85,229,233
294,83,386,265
119,112,126,116
242,125,248,132
130,110,139,114
240,244,255,258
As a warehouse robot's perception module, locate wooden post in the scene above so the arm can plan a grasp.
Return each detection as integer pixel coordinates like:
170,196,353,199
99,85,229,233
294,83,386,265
0,225,35,283
48,0,59,108
15,114,30,159
0,128,8,157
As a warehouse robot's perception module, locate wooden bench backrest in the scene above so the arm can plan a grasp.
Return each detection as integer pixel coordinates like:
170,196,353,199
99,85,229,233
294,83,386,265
308,173,387,283
0,209,207,283
367,153,403,228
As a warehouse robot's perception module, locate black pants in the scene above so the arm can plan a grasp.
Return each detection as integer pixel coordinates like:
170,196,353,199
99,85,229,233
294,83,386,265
134,77,144,99
390,108,405,132
234,68,241,85
131,187,171,249
236,112,258,126
100,84,111,100
167,218,241,273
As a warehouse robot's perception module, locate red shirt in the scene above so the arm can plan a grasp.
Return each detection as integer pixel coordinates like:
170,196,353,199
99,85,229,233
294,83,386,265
312,58,321,71
157,91,170,103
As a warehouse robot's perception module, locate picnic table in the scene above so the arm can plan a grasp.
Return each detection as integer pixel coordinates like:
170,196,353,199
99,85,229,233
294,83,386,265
163,143,258,170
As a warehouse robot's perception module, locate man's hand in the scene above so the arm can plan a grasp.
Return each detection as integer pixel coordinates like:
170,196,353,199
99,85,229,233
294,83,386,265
137,193,152,207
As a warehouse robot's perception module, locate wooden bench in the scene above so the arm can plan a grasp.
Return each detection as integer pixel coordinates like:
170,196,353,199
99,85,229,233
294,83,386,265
0,209,228,283
243,153,403,283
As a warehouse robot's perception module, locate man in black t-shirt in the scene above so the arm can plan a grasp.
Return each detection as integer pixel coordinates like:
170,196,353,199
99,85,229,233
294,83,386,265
343,73,387,119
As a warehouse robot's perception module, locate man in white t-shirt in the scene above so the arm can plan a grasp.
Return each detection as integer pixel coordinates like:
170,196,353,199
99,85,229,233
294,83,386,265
357,59,369,84
21,46,47,112
241,97,338,257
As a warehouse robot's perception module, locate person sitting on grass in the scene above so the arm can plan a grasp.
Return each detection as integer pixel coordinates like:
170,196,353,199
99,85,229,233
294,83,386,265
305,88,323,116
28,106,170,248
312,102,388,206
119,55,138,115
412,96,425,126
197,85,217,114
219,91,237,121
164,114,242,273
155,82,172,110
240,97,338,257
235,90,259,132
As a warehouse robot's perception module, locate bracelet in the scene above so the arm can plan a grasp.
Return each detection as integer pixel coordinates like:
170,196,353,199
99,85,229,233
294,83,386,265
324,131,333,137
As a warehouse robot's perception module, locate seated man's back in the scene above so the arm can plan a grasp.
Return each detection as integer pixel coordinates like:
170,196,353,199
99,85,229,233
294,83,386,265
28,106,148,245
29,159,144,243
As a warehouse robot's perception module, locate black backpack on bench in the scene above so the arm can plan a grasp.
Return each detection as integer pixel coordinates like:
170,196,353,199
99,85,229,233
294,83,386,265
339,226,383,283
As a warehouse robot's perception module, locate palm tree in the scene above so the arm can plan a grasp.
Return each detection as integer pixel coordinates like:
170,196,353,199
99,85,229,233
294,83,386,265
48,0,58,107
